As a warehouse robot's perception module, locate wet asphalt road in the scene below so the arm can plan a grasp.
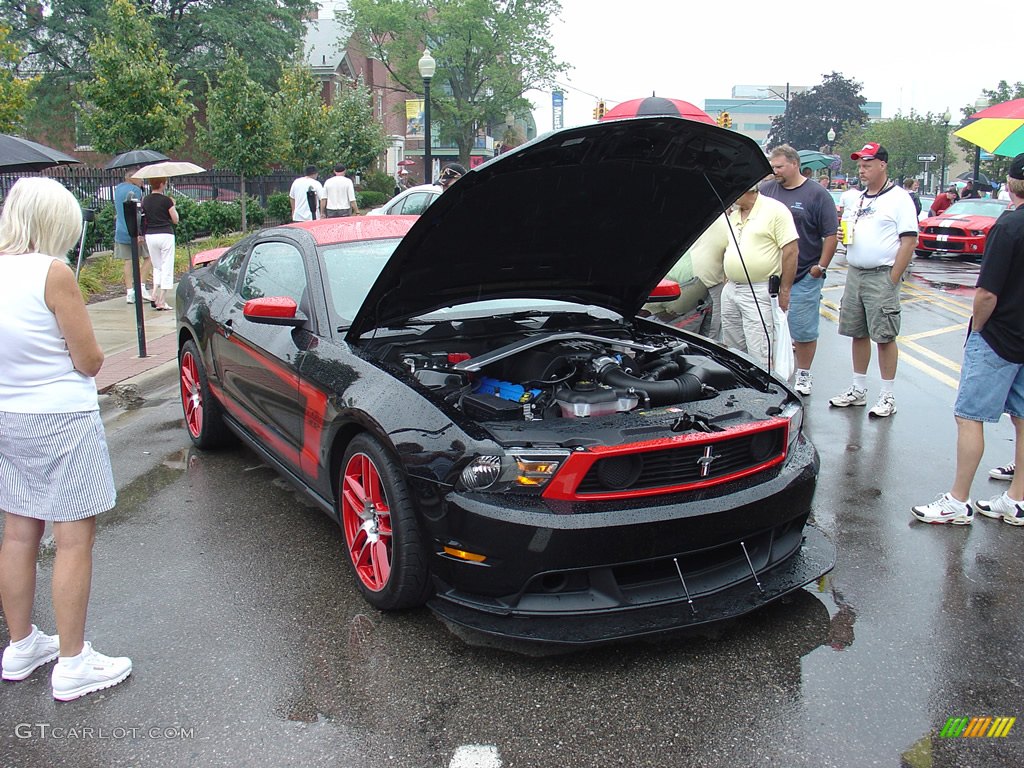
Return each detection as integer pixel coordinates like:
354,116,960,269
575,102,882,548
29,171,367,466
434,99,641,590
2,259,1023,768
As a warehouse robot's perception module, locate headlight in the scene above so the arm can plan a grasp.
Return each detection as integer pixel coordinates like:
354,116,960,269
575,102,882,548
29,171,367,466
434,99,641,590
780,402,803,452
457,450,570,492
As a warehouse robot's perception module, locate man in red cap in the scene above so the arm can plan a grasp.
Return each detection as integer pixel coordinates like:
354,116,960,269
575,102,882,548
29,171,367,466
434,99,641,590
828,142,918,418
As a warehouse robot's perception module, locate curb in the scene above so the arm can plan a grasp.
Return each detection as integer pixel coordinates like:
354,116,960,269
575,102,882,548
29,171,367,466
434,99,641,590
99,359,180,420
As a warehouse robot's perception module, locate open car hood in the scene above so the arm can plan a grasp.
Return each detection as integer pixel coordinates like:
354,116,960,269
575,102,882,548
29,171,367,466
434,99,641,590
349,117,770,339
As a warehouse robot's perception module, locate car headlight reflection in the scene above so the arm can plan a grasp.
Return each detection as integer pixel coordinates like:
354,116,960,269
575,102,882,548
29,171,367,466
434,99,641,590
458,451,569,492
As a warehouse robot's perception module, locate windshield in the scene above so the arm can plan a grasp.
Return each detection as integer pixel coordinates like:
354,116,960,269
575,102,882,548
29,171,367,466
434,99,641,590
944,200,1009,218
319,238,403,323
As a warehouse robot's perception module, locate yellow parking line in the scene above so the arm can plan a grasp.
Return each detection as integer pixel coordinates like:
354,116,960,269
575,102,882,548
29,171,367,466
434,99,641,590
899,350,961,389
902,324,969,342
899,338,962,374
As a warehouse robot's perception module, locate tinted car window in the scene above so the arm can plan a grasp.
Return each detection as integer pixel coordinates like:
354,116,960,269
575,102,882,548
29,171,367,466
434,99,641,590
320,238,402,323
240,241,307,303
213,244,247,288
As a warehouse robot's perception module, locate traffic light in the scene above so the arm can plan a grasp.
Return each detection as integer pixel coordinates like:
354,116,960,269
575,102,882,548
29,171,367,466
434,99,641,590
721,112,732,129
716,112,725,127
593,100,606,120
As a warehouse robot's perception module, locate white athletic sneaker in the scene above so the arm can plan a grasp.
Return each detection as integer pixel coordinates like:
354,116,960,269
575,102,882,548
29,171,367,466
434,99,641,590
794,370,813,395
988,461,1015,481
141,286,154,302
2,625,59,681
976,493,1024,526
126,289,135,304
868,393,897,418
829,386,867,407
912,493,974,525
51,642,132,701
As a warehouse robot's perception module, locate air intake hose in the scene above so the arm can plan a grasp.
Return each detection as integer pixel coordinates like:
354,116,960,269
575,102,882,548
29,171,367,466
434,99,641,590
593,357,705,406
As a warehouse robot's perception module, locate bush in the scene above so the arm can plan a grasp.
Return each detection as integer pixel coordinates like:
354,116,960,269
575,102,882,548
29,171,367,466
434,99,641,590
266,192,291,223
361,170,397,196
357,191,388,210
238,195,264,228
174,194,204,242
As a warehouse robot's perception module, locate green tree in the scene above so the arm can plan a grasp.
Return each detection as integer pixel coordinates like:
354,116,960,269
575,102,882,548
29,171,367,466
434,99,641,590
77,0,194,154
326,77,388,172
344,0,566,165
1,0,315,92
200,49,279,232
765,72,869,151
273,60,330,173
955,80,1024,184
834,112,951,188
0,23,34,131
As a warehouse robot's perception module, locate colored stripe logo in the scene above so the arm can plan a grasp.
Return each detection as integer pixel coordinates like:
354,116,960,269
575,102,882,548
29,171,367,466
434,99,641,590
940,716,1015,738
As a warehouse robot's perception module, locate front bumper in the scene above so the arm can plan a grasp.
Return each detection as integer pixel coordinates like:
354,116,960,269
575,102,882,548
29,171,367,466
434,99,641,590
429,525,835,646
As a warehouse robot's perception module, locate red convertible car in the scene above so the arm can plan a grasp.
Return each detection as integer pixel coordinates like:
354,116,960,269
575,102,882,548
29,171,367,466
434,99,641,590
917,198,1011,259
176,117,834,647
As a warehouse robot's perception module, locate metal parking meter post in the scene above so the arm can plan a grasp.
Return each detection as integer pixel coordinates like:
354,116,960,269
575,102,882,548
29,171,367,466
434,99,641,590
123,199,148,358
74,208,96,281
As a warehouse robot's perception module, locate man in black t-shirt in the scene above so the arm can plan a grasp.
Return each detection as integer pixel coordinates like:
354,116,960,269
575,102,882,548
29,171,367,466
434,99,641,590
913,153,1024,526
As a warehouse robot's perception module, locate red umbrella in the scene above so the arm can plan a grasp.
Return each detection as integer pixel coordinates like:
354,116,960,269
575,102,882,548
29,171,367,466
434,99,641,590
600,97,715,125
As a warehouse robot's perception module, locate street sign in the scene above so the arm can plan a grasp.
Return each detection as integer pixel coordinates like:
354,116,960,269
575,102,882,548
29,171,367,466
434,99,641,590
917,154,938,162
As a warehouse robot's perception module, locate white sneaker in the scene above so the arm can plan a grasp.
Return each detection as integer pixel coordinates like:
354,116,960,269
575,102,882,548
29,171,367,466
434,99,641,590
795,370,813,396
51,642,132,701
976,493,1024,526
988,461,1015,481
829,386,866,407
912,493,974,525
126,289,135,304
141,286,154,302
868,393,897,418
2,625,59,681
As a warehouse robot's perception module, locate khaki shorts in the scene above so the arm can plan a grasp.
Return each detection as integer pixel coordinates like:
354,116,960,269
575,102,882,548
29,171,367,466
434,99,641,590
113,240,150,261
838,265,901,342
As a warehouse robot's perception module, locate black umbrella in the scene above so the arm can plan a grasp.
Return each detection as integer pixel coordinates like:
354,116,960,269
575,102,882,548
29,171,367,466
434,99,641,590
104,149,169,170
955,170,994,191
0,133,82,172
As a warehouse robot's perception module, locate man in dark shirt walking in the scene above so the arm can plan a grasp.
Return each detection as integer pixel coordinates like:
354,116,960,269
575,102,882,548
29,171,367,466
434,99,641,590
913,153,1024,525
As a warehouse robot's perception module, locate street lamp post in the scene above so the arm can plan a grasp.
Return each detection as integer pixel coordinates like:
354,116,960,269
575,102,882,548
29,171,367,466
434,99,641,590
418,48,436,185
940,108,951,192
826,126,836,183
971,95,990,193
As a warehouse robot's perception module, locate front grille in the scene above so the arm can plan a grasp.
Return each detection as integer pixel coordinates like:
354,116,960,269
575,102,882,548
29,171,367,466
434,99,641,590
926,226,966,236
921,238,964,252
576,427,785,494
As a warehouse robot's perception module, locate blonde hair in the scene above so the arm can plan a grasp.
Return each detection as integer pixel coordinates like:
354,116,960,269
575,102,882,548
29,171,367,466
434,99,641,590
0,177,82,258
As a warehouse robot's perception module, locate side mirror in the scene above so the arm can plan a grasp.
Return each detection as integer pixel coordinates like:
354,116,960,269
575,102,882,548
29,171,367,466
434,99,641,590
243,296,307,327
647,278,681,303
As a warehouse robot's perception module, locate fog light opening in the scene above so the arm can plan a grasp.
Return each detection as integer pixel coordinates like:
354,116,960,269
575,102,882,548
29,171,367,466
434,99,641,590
540,573,569,593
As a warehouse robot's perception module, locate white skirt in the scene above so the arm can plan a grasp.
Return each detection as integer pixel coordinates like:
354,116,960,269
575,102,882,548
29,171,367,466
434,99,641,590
0,410,116,521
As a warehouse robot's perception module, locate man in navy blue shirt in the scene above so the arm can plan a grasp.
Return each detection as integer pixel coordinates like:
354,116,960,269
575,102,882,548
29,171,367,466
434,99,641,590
113,172,152,304
913,153,1024,526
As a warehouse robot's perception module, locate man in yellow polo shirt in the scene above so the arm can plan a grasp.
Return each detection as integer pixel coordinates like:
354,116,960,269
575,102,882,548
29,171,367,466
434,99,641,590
721,186,798,368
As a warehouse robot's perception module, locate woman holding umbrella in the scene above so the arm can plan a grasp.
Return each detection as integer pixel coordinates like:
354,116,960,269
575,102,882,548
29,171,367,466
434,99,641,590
142,177,178,311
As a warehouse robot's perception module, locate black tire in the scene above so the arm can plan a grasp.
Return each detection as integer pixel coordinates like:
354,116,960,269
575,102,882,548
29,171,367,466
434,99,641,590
339,434,432,610
179,339,233,449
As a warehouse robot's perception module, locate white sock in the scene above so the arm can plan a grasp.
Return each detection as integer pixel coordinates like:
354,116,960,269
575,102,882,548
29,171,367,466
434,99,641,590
10,625,39,649
880,379,894,396
853,374,867,391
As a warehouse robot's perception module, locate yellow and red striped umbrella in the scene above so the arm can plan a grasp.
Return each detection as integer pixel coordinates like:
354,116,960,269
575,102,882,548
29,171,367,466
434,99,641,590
954,99,1024,157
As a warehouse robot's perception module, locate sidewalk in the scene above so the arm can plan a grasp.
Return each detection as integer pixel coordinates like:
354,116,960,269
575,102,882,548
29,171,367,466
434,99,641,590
89,293,180,396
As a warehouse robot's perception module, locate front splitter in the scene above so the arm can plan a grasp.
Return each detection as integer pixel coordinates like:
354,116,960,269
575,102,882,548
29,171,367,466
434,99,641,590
428,525,836,648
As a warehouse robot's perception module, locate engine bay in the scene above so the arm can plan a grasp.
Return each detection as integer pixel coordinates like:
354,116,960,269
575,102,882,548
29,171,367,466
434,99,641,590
368,318,787,426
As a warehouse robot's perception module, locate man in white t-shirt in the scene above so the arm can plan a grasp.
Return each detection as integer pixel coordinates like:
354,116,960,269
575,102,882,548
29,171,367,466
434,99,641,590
829,142,919,418
289,165,324,222
323,163,359,217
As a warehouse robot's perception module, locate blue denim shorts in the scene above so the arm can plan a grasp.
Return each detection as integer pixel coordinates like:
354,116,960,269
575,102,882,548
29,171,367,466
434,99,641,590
788,273,824,342
954,332,1024,423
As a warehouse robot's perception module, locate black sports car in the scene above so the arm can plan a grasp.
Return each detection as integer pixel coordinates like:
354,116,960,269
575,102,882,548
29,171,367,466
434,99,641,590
176,117,834,647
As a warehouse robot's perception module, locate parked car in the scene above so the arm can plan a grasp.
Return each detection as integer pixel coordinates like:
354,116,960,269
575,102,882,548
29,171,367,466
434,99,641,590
917,195,935,223
176,117,833,647
366,183,441,216
169,183,240,203
916,198,1011,259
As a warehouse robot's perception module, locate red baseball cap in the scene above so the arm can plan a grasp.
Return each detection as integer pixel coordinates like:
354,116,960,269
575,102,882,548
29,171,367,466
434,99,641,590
851,142,888,162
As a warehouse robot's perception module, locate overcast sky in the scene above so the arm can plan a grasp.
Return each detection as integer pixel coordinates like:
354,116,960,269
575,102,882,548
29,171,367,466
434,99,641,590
527,0,1022,133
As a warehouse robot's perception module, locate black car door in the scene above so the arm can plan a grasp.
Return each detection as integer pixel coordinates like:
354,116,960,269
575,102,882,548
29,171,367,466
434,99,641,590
212,239,312,472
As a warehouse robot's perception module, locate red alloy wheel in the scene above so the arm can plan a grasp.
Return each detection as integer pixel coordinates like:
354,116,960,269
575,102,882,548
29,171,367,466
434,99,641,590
341,452,393,592
180,349,204,439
